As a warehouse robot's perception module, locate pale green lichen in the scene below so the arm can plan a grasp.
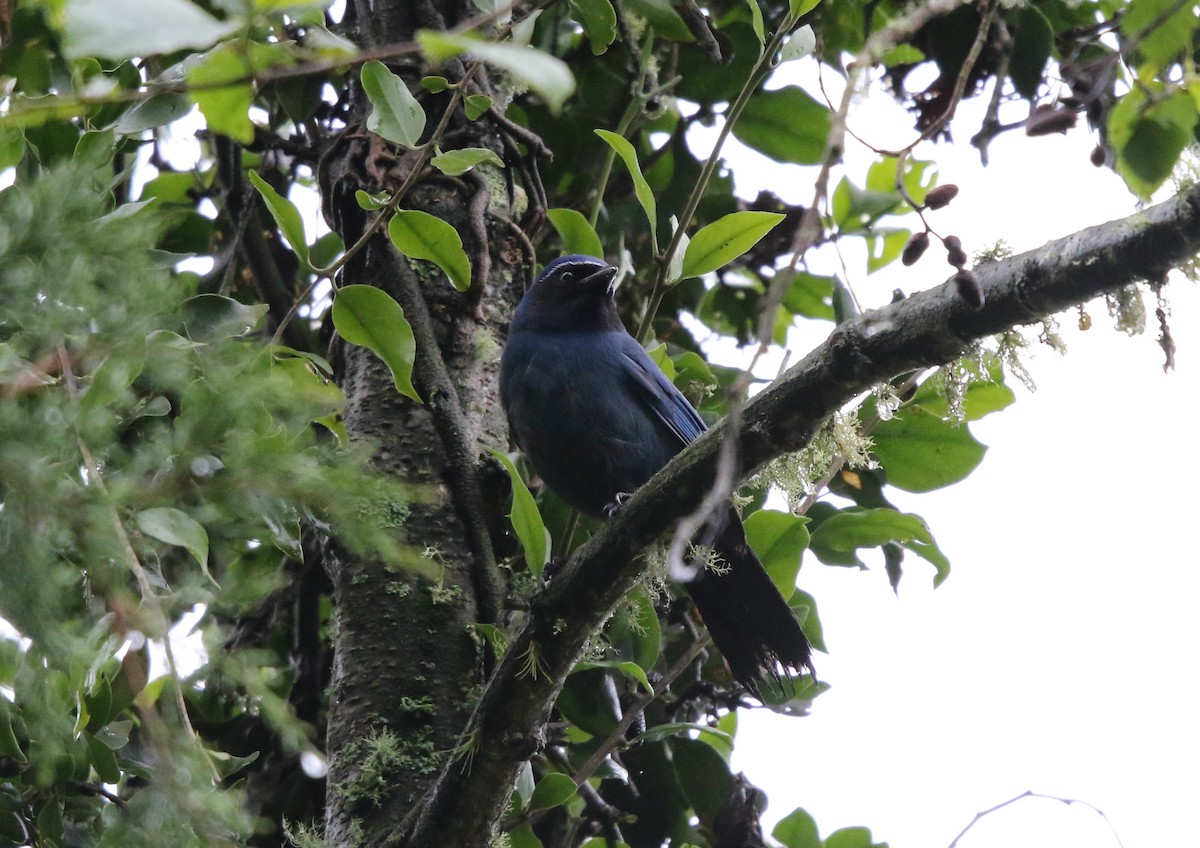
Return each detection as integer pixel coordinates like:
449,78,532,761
690,543,730,576
994,330,1037,392
1106,284,1146,336
283,820,327,848
751,411,875,509
973,238,1013,265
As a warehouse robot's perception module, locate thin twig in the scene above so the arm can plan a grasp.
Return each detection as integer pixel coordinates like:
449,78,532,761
946,790,1126,848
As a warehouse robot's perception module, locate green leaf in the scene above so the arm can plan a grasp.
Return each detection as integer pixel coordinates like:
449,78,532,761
903,538,951,587
788,0,821,17
331,285,421,402
574,659,652,693
825,826,885,848
1109,89,1198,199
488,449,550,574
546,208,604,258
182,294,269,340
789,588,826,652
908,373,1015,421
733,86,831,164
870,406,987,492
430,147,504,176
606,586,661,671
620,0,693,40
1121,0,1198,74
528,773,578,810
773,807,821,848
781,270,836,321
85,733,120,784
388,210,472,291
417,32,576,113
1008,6,1053,100
464,94,492,120
361,60,426,148
680,211,784,278
248,171,311,267
510,824,545,848
865,228,911,272
568,0,618,54
744,509,810,599
186,43,256,144
671,737,735,820
810,508,931,561
595,129,657,250
631,722,732,746
0,700,26,764
136,508,212,581
744,0,765,43
61,0,239,59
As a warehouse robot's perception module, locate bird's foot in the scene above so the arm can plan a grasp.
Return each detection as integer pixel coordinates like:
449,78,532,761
603,492,633,518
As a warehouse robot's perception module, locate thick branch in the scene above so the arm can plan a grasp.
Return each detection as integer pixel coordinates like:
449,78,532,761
398,184,1200,848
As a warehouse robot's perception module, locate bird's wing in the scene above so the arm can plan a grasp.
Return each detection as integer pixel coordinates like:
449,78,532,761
619,341,707,446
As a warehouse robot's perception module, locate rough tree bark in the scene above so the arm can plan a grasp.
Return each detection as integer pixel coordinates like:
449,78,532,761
320,1,524,845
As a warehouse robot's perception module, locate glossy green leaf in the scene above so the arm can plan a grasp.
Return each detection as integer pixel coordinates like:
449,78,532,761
85,733,120,784
904,538,951,587
430,147,503,176
619,0,692,40
417,32,576,113
596,130,658,250
488,449,550,574
186,44,255,144
779,25,816,62
908,372,1015,421
464,94,492,120
671,737,735,819
632,722,732,746
811,507,931,552
870,406,987,492
681,211,784,278
528,772,578,810
865,228,911,272
136,508,212,580
574,659,652,693
773,807,821,848
182,294,269,340
248,171,311,267
510,824,545,848
606,587,661,671
331,285,421,402
568,0,617,54
61,0,239,59
1109,89,1197,199
388,210,472,291
0,700,26,763
733,86,831,164
744,0,765,43
1008,5,1053,100
790,588,826,652
361,60,426,148
825,826,886,848
546,208,604,258
744,509,810,599
788,0,822,17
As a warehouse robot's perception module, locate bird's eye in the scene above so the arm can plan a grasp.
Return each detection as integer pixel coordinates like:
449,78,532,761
560,271,575,282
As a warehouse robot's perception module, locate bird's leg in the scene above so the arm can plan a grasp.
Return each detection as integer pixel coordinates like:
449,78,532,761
602,491,633,518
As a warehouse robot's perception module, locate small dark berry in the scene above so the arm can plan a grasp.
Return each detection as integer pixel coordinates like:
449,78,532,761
1090,145,1106,167
954,269,984,309
1025,104,1077,136
943,235,968,268
901,231,930,266
924,184,959,210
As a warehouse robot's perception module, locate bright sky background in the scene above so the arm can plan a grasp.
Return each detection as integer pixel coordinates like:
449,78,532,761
699,55,1200,848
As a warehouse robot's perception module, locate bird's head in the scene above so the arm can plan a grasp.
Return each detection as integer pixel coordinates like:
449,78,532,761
512,254,623,333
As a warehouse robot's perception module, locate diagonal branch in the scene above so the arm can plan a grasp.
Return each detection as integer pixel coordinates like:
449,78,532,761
393,184,1200,848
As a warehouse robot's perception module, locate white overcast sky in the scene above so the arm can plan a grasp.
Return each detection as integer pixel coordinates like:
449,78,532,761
700,55,1200,848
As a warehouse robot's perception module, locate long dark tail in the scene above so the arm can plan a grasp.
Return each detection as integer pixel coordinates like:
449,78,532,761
684,510,813,695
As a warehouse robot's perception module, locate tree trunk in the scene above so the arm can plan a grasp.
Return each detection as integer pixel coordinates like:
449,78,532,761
321,1,525,844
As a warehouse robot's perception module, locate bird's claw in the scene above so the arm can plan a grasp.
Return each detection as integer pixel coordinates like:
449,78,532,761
603,492,633,518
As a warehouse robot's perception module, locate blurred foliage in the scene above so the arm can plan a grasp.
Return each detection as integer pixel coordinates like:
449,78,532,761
0,0,1194,844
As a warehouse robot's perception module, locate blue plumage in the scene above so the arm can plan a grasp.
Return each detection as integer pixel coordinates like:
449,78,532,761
500,254,812,692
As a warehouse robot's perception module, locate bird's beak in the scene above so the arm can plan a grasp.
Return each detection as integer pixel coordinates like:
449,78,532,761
585,265,619,297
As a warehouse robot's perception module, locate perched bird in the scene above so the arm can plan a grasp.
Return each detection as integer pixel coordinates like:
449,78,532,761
499,254,812,693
